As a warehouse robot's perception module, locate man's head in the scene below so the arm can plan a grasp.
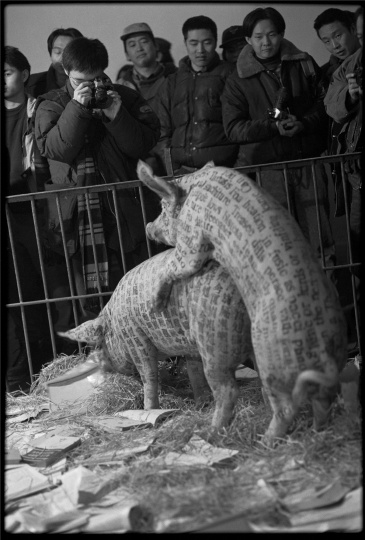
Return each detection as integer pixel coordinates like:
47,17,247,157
62,37,109,89
355,7,363,47
4,46,30,101
314,9,358,61
47,27,83,74
120,23,157,70
220,25,246,64
155,37,175,65
243,7,285,60
182,15,217,72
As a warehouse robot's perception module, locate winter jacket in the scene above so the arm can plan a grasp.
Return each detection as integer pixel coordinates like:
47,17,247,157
27,65,65,98
117,62,177,111
320,47,361,155
324,48,362,201
221,39,328,166
324,48,363,137
153,53,239,174
34,79,161,252
10,95,50,194
34,79,160,182
117,61,177,175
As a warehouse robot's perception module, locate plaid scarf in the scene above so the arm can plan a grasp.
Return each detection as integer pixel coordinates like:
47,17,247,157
75,135,109,310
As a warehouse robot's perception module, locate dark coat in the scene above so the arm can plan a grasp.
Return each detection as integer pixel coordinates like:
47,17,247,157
34,79,160,181
27,65,64,98
153,53,239,174
324,48,363,211
117,62,177,112
117,61,177,175
221,39,328,166
34,79,161,252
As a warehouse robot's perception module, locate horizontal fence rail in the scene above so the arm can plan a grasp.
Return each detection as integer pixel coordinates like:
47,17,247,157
5,153,362,390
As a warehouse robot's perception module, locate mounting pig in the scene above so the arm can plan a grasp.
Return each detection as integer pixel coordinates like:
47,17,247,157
137,160,347,445
59,249,254,428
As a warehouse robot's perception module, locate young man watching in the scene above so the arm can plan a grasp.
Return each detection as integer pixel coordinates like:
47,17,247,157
153,15,238,176
5,46,52,391
27,27,83,98
34,37,161,308
313,8,361,220
314,9,359,90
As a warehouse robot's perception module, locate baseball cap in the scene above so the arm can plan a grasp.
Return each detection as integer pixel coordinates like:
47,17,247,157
220,25,245,48
120,22,154,42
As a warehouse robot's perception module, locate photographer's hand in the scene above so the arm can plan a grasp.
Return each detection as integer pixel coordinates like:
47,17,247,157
276,114,304,137
346,72,362,104
103,91,122,121
73,81,93,108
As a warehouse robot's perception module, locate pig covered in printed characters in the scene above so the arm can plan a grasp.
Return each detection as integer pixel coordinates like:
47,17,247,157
59,249,254,429
136,160,347,446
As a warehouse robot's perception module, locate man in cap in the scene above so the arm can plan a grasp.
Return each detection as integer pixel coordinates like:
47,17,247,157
117,22,177,175
220,25,246,64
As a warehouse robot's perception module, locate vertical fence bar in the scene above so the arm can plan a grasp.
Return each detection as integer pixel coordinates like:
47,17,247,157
54,190,82,348
282,164,292,216
5,202,34,380
110,186,128,275
138,183,154,259
30,197,58,361
310,160,326,269
84,190,105,310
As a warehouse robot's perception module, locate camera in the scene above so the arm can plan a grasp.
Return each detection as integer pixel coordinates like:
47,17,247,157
88,76,114,109
353,66,363,89
267,87,290,121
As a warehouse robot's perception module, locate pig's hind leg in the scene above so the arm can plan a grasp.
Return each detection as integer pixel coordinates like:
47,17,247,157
261,390,297,447
199,353,240,429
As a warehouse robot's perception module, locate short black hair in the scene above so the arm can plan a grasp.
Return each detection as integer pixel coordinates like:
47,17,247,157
242,7,286,38
62,37,108,73
313,9,355,35
4,45,31,84
182,15,217,42
47,27,83,55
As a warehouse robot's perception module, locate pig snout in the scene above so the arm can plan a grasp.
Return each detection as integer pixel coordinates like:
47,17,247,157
146,216,177,246
146,222,161,242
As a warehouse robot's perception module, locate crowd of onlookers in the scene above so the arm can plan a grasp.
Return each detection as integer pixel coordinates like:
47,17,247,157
4,6,363,392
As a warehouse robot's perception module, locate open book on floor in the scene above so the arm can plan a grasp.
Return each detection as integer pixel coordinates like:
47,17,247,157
89,409,181,433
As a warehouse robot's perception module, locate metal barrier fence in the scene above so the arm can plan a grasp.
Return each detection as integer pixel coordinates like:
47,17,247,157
5,153,362,390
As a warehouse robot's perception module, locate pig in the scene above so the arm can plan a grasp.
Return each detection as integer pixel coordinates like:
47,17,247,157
59,249,254,429
136,160,347,446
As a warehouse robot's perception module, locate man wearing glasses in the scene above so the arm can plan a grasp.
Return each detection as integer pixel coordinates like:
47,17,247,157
34,37,161,312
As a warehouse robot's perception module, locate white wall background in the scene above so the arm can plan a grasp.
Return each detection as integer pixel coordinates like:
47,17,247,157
4,1,359,82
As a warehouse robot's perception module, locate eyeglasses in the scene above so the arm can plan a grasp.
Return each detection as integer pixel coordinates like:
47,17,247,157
69,76,93,86
69,75,110,86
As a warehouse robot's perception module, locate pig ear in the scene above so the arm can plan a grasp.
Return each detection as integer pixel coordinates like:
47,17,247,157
202,161,215,169
137,160,179,203
58,316,105,345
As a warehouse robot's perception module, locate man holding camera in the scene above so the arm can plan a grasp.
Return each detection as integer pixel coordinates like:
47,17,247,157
221,7,334,266
34,37,160,310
